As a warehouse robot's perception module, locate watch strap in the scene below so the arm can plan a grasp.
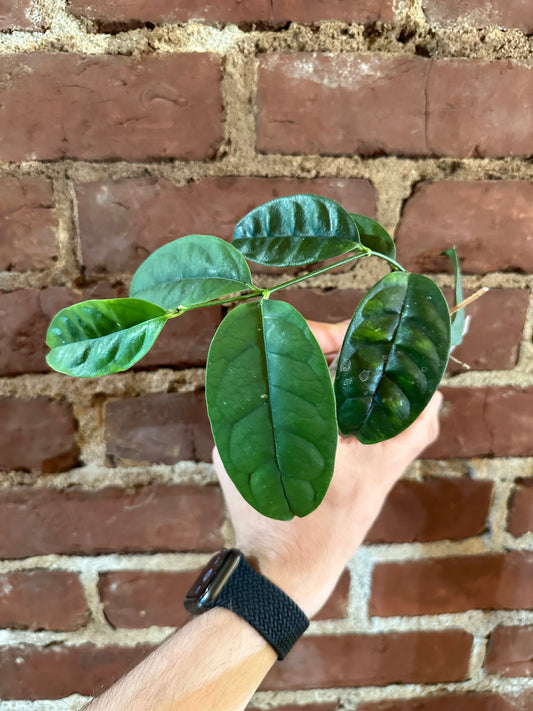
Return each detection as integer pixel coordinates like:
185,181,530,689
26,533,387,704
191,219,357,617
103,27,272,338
212,555,309,660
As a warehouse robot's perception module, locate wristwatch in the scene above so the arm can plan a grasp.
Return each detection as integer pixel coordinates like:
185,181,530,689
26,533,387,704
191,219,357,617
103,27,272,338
184,548,309,660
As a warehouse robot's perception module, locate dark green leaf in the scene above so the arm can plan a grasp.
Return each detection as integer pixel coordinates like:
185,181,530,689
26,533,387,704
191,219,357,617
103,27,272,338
46,298,168,377
349,213,396,260
130,234,253,310
443,246,465,348
206,299,337,520
335,272,451,443
233,194,360,267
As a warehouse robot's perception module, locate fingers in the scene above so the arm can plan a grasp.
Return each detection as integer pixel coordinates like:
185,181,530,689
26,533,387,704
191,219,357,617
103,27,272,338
393,390,443,458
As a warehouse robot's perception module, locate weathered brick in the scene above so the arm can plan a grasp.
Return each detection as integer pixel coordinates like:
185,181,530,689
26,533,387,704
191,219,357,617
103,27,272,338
396,182,533,274
0,485,224,558
508,479,533,537
423,387,533,459
359,691,533,711
67,0,394,26
445,289,528,371
271,0,395,24
0,398,79,473
67,0,271,26
105,391,213,466
273,288,363,322
0,54,222,162
1,285,220,376
262,630,472,689
0,177,57,272
366,478,492,544
257,54,429,156
258,56,533,158
0,571,87,631
76,177,376,273
0,288,77,375
0,644,153,699
423,0,533,33
99,567,349,628
0,1,43,30
485,625,533,677
370,552,533,616
426,60,533,158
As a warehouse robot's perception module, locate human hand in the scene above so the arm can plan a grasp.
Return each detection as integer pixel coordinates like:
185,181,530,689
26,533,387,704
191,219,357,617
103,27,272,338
212,320,443,618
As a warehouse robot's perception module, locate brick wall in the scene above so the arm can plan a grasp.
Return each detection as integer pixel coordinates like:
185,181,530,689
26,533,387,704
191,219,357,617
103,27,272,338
0,1,532,708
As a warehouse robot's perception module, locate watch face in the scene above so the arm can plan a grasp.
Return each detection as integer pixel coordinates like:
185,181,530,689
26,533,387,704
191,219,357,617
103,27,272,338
184,548,241,614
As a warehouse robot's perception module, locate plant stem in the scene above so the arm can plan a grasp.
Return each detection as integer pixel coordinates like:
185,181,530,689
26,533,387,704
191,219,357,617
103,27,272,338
167,248,406,317
267,250,370,294
449,287,489,314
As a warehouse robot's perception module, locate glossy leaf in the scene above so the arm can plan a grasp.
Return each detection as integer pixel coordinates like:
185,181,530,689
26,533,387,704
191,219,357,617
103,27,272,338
233,194,360,267
349,213,396,260
46,298,168,377
206,299,337,520
443,246,465,348
335,272,451,444
130,234,253,310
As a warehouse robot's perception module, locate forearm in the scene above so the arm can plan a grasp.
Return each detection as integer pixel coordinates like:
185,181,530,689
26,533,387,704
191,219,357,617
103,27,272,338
86,607,277,711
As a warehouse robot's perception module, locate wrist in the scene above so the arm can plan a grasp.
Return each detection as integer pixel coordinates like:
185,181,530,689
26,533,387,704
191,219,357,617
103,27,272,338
251,554,343,619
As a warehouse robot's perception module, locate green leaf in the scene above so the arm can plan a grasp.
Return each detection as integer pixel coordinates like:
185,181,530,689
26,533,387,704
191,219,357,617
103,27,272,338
46,298,168,377
233,194,360,267
349,213,396,260
335,272,451,444
130,234,253,310
206,299,337,520
443,246,465,348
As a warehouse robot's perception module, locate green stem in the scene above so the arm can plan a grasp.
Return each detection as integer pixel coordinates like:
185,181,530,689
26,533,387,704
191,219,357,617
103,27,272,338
268,250,370,294
167,248,405,318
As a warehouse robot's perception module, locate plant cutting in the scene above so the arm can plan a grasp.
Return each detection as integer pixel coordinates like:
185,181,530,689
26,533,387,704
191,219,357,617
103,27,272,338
46,194,470,521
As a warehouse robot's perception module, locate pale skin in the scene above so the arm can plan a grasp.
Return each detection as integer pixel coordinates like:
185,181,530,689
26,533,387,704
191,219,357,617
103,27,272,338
86,319,444,711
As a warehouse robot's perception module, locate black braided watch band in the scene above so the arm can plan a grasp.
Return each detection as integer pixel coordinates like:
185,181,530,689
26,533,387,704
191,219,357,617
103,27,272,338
184,548,309,660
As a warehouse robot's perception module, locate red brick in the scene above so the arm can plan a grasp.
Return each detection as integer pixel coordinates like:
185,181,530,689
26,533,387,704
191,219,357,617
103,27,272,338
370,552,533,616
99,566,349,628
445,289,528,371
508,479,533,537
366,478,492,544
105,391,213,466
359,691,533,711
0,571,87,631
273,288,364,322
67,0,271,26
0,1,43,30
0,288,77,375
0,644,153,699
0,177,57,272
271,0,395,24
423,0,533,33
76,177,376,273
257,53,429,156
0,485,224,558
0,54,222,162
0,398,79,473
396,182,533,274
427,60,533,158
258,56,533,158
423,387,533,459
485,625,533,677
262,629,472,689
68,0,394,26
